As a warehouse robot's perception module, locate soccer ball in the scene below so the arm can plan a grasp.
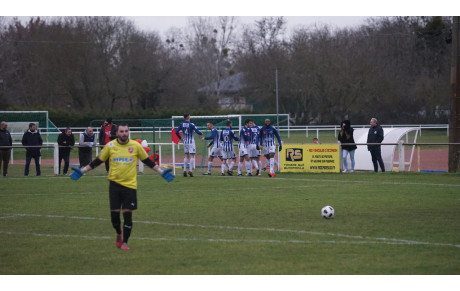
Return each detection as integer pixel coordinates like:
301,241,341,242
321,205,334,219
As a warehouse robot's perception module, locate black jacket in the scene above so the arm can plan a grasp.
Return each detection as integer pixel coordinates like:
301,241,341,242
367,124,384,151
57,131,75,155
22,130,43,157
338,120,357,151
0,128,13,150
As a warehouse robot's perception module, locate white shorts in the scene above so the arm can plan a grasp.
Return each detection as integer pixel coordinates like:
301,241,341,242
264,145,276,155
238,144,248,157
183,143,196,154
209,146,222,157
248,144,260,158
222,150,236,160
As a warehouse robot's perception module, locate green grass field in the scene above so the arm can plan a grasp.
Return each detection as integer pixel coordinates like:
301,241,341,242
1,164,459,275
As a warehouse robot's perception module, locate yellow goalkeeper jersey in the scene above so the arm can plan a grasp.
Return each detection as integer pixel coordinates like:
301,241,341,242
99,139,148,189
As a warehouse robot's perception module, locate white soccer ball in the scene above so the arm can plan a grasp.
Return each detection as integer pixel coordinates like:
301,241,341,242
141,140,148,147
321,205,334,219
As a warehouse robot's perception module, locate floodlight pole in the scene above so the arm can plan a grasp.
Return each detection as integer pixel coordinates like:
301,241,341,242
449,16,460,172
275,67,279,130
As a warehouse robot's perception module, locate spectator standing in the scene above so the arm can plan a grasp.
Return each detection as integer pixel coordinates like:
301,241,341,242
338,120,358,173
57,127,75,175
79,127,96,168
0,121,13,177
367,118,385,172
22,123,43,176
99,118,117,173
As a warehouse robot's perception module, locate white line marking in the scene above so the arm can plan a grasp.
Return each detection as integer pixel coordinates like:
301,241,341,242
4,213,459,248
0,185,325,196
197,174,460,187
0,230,455,247
3,174,459,188
0,192,105,197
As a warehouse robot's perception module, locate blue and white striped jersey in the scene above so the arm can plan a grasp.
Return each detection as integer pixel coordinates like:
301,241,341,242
175,121,203,145
260,125,282,147
204,128,221,148
249,126,260,145
238,127,251,148
220,128,239,152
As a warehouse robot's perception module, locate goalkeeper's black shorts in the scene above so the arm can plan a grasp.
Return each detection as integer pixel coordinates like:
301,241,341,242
109,181,137,211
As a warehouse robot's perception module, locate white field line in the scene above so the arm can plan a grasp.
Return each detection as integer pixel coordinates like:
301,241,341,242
192,174,460,188
2,213,459,248
0,185,327,196
0,230,433,246
0,191,105,197
3,174,460,188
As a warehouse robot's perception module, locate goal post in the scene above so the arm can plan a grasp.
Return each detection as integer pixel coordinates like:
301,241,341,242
171,114,243,131
240,114,290,138
171,115,243,169
0,110,60,143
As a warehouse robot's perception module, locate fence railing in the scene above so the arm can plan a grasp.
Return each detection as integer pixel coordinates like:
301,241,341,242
8,124,449,143
2,141,458,175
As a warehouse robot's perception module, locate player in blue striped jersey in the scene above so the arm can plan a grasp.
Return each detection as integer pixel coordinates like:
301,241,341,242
175,113,203,177
248,119,261,176
237,119,252,176
260,118,282,178
220,120,239,175
201,121,223,175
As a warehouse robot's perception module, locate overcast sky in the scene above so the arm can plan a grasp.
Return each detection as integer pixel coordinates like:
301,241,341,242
125,16,371,35
3,0,452,35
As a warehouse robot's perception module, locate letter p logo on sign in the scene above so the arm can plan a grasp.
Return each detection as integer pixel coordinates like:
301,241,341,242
286,148,303,161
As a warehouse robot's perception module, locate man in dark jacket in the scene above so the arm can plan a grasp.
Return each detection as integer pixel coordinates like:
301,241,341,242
57,127,75,175
22,123,43,176
0,121,13,177
99,118,117,173
338,120,357,173
367,118,385,172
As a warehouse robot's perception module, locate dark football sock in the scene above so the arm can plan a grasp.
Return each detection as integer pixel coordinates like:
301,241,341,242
111,211,121,235
123,211,133,244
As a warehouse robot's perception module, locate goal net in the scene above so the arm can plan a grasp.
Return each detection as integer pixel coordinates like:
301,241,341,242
171,115,242,168
0,111,60,143
240,114,290,138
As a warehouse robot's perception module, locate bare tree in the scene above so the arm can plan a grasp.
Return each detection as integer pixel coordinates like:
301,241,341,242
185,16,237,95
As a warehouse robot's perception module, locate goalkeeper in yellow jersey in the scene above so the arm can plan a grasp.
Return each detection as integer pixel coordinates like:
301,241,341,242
70,122,174,251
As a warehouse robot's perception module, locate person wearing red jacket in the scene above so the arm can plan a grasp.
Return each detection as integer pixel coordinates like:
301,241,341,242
99,118,117,173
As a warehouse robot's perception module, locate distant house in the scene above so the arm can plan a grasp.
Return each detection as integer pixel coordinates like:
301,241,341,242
197,72,253,111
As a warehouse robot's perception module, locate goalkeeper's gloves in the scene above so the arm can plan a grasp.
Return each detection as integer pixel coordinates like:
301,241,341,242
279,145,282,151
161,168,175,183
70,167,84,181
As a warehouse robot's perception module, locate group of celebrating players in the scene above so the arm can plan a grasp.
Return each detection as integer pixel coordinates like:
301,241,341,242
175,114,282,178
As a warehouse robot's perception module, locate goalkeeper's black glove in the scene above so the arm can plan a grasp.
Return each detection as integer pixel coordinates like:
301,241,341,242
279,145,282,151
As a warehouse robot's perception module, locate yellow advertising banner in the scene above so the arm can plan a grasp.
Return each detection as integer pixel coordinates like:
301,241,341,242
280,144,341,173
